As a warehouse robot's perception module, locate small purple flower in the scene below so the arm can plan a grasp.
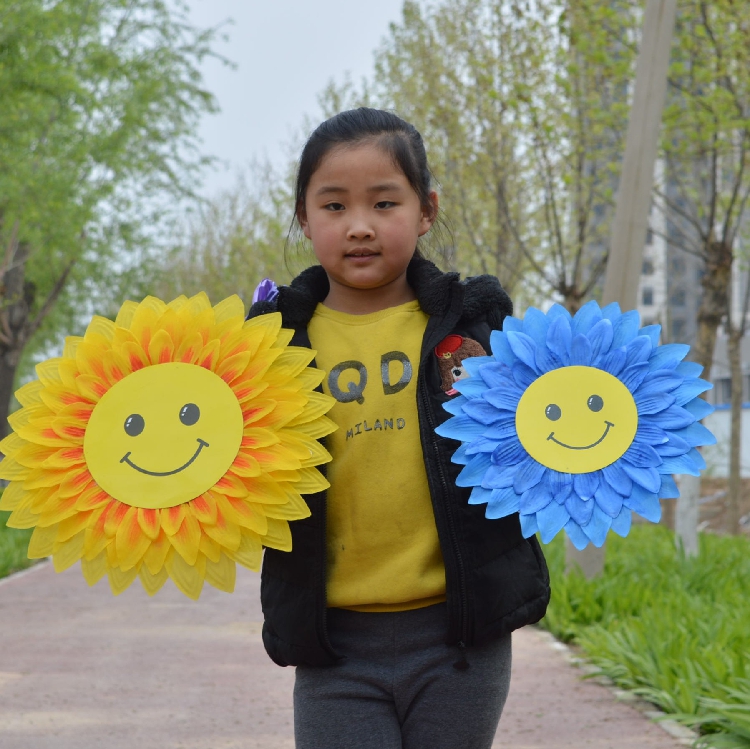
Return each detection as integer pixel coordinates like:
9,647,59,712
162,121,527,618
252,278,279,304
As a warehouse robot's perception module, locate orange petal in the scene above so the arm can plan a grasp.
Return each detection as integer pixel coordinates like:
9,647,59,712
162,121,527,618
216,351,252,385
175,331,204,364
189,493,218,525
202,500,241,551
148,328,175,365
227,451,261,478
116,506,151,571
104,501,130,537
222,496,267,535
83,503,115,560
137,508,161,540
143,529,171,575
169,511,201,565
119,341,150,373
41,446,86,470
58,469,94,498
212,472,250,498
74,485,110,511
37,494,79,527
161,504,186,536
197,338,221,371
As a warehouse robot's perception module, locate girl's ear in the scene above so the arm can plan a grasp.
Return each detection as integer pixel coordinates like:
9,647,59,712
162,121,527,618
297,207,311,240
418,190,439,237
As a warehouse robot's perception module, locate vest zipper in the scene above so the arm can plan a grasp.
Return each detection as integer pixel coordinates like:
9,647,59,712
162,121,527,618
420,374,470,648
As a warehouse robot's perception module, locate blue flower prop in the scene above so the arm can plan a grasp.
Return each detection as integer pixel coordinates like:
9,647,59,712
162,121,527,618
435,301,716,549
252,277,279,304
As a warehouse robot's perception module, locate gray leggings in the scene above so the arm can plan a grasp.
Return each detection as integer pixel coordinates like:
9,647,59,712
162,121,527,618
294,603,512,749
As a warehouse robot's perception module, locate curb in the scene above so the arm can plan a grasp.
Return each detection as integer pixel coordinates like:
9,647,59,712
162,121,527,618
0,559,50,589
533,627,697,747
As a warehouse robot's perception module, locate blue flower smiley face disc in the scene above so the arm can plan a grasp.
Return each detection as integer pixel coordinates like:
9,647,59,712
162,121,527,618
516,365,638,474
435,301,717,550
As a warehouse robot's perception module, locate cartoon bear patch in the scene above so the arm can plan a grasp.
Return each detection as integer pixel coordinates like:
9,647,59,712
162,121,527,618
435,334,487,395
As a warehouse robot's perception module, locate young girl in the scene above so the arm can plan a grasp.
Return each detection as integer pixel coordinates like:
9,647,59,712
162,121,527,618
248,107,550,749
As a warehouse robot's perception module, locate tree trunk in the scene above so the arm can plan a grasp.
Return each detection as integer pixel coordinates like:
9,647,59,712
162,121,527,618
728,326,743,535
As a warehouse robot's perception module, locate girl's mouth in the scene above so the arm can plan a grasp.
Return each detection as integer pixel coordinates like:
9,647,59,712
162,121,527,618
345,248,379,258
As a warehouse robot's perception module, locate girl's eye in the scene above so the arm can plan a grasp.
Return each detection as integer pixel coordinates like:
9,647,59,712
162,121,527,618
375,201,396,209
324,202,345,211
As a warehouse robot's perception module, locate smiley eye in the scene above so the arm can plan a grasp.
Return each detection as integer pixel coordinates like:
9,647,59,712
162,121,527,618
179,403,200,426
545,404,561,421
124,414,145,436
587,395,604,412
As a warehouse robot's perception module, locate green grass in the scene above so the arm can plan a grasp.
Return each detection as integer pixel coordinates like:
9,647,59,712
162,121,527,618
539,525,750,745
0,510,35,579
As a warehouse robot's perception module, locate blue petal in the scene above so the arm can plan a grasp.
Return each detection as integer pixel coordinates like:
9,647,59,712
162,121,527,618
485,487,520,519
612,310,641,349
463,356,494,378
654,433,691,457
435,415,487,440
647,343,690,372
484,386,523,411
581,504,612,547
673,378,712,406
672,422,716,447
443,395,470,416
594,481,624,518
610,507,632,537
519,485,554,514
635,422,670,445
684,397,714,420
570,334,593,366
624,336,652,366
462,399,507,426
601,302,622,321
635,391,676,415
468,486,493,505
512,362,537,390
465,438,500,456
536,502,571,544
535,345,561,374
451,443,471,465
602,462,633,496
639,325,661,347
638,371,683,396
519,513,539,538
658,475,680,499
546,314,572,364
659,449,705,476
573,471,599,499
564,519,591,550
453,377,490,399
588,319,614,362
456,453,493,487
624,484,661,522
479,362,514,389
599,347,627,376
547,470,573,503
522,307,551,347
481,463,516,489
482,419,518,441
572,300,603,336
490,330,516,366
675,361,703,379
514,458,546,493
492,438,527,466
621,461,661,492
507,332,540,373
641,405,693,429
623,443,663,468
502,316,523,334
565,493,595,525
547,303,572,322
621,362,650,392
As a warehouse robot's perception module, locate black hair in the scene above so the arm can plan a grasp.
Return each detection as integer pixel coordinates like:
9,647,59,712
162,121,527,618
286,108,450,269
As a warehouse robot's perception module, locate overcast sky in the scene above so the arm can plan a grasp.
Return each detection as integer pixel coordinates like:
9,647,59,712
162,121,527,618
187,0,406,197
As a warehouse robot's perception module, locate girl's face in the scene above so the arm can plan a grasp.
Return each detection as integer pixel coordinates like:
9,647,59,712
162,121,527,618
298,141,437,312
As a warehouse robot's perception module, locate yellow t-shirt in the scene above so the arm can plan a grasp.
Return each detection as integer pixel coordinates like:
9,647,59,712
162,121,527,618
308,300,446,612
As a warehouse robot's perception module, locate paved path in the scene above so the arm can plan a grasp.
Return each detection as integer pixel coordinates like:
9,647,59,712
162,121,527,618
0,562,689,748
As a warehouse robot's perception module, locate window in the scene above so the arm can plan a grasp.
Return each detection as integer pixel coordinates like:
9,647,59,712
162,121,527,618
671,288,686,306
671,256,685,274
642,259,654,275
642,287,654,306
715,378,731,405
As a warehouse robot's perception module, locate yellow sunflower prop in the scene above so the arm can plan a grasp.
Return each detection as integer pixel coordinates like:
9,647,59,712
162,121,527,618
0,294,335,599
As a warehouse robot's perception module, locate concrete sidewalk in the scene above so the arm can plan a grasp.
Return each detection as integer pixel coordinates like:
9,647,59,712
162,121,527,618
0,562,690,749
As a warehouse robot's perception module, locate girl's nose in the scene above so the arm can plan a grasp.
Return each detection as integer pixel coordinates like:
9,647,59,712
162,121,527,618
346,212,375,240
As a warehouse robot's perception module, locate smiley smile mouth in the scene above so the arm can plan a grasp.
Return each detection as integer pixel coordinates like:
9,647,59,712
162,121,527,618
120,438,209,476
547,421,614,450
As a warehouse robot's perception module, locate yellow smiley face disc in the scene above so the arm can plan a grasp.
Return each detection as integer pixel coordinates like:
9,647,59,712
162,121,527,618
515,365,638,474
84,362,244,509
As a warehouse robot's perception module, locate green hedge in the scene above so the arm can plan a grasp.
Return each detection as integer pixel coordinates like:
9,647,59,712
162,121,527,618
539,525,750,747
0,510,34,580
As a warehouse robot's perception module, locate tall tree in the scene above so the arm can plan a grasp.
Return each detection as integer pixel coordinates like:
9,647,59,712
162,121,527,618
0,0,222,436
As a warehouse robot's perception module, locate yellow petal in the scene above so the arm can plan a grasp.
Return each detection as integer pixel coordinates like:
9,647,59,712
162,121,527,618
116,506,151,571
143,530,171,575
204,552,236,593
199,532,221,563
15,380,44,408
165,548,205,600
226,530,262,570
0,431,25,458
268,347,316,382
107,565,139,596
28,524,58,558
260,518,292,552
81,552,107,586
148,328,175,365
212,295,245,324
0,481,26,511
85,315,116,341
8,501,40,529
189,493,218,525
137,507,161,540
260,492,311,522
160,504,186,536
169,511,201,565
138,565,169,596
57,510,94,543
202,497,241,551
52,530,85,572
286,415,337,441
0,457,31,481
114,300,139,328
295,467,330,494
222,496,268,535
286,391,336,427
